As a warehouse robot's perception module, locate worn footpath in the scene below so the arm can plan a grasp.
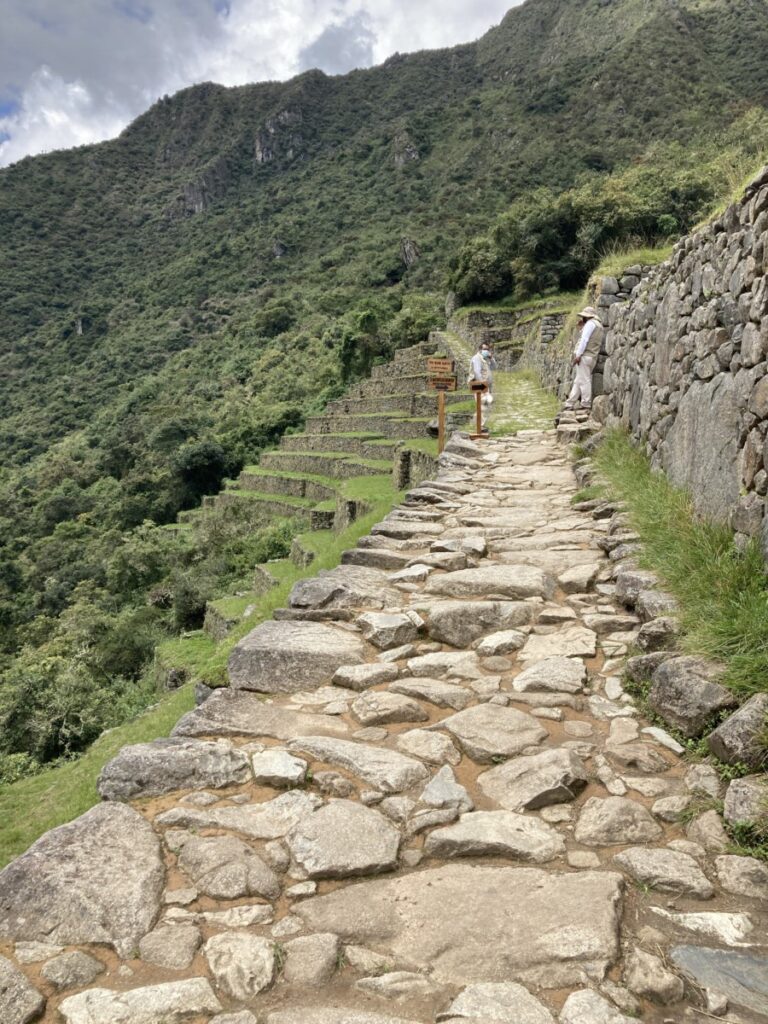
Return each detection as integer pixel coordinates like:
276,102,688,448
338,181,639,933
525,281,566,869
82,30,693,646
1,428,767,1024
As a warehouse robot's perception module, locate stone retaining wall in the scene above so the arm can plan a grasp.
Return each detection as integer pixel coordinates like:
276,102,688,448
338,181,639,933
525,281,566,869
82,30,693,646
595,165,768,544
448,309,565,372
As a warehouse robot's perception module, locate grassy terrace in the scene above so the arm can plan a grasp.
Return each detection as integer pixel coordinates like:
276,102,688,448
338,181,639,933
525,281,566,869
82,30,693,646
0,472,404,867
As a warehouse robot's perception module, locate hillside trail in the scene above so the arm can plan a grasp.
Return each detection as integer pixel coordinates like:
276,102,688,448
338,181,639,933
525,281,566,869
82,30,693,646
2,380,767,1024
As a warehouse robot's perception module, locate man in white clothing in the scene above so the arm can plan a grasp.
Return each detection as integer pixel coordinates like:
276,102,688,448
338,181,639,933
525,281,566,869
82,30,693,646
564,306,604,410
469,340,497,431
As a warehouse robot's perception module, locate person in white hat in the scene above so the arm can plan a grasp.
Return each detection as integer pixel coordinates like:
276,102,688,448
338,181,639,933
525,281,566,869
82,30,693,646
564,306,604,411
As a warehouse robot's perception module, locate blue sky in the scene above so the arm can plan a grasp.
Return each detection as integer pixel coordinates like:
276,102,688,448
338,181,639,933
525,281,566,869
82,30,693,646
0,0,520,167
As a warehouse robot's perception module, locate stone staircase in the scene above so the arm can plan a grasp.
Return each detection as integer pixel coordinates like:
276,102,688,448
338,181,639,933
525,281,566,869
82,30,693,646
4,428,766,1024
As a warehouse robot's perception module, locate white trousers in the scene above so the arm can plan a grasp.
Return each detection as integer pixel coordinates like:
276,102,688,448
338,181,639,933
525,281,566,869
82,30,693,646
566,355,595,407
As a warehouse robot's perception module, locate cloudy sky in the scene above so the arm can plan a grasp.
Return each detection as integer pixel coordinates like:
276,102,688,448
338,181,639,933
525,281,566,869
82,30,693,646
0,0,520,167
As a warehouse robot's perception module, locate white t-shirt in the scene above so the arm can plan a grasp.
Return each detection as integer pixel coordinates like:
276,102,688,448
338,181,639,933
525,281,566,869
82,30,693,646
574,319,598,358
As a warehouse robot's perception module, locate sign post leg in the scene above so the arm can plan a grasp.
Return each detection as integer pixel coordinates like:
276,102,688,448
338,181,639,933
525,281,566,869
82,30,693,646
438,391,446,454
476,390,483,437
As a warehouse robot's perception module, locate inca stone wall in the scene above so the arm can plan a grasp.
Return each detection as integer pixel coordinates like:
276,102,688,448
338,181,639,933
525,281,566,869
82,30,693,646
595,166,768,544
448,308,565,371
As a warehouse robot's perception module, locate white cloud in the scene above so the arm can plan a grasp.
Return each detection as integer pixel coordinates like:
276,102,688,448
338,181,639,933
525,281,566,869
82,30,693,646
0,0,519,167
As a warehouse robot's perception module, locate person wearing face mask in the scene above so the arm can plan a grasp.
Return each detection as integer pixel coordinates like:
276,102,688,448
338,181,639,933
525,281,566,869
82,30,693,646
469,341,497,432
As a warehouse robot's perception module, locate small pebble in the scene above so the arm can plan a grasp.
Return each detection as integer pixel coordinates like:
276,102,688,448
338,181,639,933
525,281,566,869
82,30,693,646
564,720,593,737
488,694,509,706
567,850,600,868
480,656,514,672
401,849,423,867
361,790,385,805
272,916,303,939
540,805,573,823
353,727,388,742
164,888,198,906
532,707,562,721
286,881,317,899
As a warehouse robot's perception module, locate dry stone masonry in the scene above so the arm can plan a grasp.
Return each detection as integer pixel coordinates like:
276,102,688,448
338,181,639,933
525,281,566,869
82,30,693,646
0,429,766,1023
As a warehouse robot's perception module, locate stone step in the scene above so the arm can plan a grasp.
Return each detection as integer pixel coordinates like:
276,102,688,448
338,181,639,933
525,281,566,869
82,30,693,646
304,413,435,439
260,451,393,479
238,467,338,502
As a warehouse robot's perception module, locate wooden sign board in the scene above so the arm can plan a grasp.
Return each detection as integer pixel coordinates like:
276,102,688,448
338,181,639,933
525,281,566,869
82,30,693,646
469,380,488,392
428,376,458,392
427,357,455,375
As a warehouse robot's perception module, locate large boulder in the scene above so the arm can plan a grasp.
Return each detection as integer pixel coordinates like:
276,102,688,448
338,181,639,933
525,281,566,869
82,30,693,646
724,775,768,825
172,688,350,739
294,864,623,987
670,946,768,1017
228,620,368,694
424,810,564,863
0,803,164,958
708,694,768,769
648,656,735,737
98,738,250,801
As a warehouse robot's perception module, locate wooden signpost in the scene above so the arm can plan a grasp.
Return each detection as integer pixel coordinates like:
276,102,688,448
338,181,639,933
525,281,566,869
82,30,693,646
469,380,488,440
426,358,457,454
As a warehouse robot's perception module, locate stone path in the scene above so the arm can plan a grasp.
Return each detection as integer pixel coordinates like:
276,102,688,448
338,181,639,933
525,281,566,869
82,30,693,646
1,429,767,1024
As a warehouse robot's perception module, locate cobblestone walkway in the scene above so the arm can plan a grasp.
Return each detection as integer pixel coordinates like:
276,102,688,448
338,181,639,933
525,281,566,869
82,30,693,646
1,430,767,1024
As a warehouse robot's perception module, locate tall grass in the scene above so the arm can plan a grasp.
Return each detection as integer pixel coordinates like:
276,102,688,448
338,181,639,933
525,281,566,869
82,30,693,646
594,430,768,696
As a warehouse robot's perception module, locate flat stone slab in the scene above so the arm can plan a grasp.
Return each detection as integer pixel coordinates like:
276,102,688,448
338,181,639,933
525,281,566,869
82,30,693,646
287,800,400,879
332,663,399,692
157,790,321,840
350,691,428,726
671,945,768,1015
434,705,548,762
98,738,250,800
519,627,597,661
424,810,564,863
512,657,587,694
425,566,554,600
478,748,589,811
228,620,367,693
59,978,221,1024
0,803,164,958
288,736,428,793
295,865,623,987
267,1012,423,1024
390,677,471,710
173,689,350,739
289,565,401,610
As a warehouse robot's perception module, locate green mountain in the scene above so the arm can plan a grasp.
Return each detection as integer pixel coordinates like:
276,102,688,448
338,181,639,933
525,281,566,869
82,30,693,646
1,0,767,774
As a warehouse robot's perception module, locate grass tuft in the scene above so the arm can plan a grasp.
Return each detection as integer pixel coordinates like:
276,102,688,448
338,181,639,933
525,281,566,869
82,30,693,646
594,430,768,696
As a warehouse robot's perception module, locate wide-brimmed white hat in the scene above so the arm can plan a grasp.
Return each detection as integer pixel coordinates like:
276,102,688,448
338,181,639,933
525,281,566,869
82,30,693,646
578,306,598,319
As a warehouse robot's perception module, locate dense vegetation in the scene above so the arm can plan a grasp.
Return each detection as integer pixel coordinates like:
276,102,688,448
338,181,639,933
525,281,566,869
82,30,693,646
1,0,768,778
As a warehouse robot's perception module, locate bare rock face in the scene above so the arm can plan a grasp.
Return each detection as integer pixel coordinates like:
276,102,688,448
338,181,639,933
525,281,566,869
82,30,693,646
286,800,400,879
648,656,735,737
295,864,623,987
97,737,250,801
58,979,221,1024
0,955,45,1024
724,775,768,825
0,803,164,958
228,620,367,693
